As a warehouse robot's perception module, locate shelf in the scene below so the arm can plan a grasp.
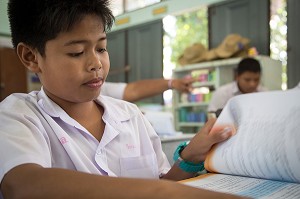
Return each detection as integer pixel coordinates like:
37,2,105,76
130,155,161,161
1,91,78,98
173,56,242,73
192,81,215,88
172,55,282,133
172,59,236,133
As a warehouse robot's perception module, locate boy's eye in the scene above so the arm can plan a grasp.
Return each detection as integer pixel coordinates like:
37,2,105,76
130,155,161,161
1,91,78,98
97,48,107,53
68,52,83,57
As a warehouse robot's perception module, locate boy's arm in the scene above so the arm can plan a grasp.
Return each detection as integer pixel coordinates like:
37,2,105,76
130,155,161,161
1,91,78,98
123,78,194,102
1,163,243,199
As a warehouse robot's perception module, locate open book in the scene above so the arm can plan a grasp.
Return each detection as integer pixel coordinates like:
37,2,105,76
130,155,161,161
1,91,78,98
182,89,300,198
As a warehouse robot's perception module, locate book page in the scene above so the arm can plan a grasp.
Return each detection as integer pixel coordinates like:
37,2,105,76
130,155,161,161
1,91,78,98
205,90,300,183
182,173,300,199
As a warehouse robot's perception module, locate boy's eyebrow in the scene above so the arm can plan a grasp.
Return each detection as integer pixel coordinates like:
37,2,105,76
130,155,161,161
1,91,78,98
64,37,107,46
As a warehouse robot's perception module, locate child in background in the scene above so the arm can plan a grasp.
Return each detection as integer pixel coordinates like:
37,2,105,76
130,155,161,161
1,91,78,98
208,57,267,113
0,1,240,199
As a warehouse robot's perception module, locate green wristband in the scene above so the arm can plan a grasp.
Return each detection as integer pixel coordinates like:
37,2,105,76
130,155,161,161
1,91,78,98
173,141,205,173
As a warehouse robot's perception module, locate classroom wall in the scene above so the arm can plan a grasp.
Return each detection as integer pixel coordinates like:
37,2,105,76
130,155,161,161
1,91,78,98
0,0,226,36
110,0,226,32
0,0,10,36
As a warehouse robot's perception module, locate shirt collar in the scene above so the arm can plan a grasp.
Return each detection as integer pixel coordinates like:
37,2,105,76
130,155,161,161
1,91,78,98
37,87,131,124
37,88,133,148
37,87,66,118
95,95,131,124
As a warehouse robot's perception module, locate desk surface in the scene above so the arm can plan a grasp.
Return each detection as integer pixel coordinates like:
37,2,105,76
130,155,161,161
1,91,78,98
160,133,195,142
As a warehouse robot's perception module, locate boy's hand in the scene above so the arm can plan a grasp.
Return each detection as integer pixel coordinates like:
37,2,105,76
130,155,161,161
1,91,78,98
172,78,196,93
180,118,233,163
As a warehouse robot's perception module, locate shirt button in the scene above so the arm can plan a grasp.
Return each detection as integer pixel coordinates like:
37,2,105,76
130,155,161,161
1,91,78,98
96,150,102,155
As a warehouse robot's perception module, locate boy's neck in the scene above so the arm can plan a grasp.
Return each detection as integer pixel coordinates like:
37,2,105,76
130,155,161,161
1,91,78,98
65,101,105,142
43,89,105,141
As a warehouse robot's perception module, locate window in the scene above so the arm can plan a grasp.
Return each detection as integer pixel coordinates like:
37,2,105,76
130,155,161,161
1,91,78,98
110,0,124,16
125,0,160,12
162,7,208,105
110,0,161,16
270,0,287,90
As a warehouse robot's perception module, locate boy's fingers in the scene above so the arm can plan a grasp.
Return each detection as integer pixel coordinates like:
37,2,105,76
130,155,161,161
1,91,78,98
199,118,216,135
210,126,233,144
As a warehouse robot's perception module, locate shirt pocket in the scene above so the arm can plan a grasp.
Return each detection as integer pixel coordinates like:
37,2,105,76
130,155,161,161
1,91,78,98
120,153,159,179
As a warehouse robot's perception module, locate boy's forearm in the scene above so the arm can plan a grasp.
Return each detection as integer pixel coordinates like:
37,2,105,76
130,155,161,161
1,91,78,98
1,164,242,199
2,164,166,199
123,79,169,102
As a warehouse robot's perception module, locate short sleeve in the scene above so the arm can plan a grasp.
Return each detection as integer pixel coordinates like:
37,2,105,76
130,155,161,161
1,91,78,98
208,89,225,112
101,82,127,100
0,112,51,182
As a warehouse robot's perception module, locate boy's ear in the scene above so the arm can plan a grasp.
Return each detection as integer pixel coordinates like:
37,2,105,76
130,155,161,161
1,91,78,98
16,42,41,73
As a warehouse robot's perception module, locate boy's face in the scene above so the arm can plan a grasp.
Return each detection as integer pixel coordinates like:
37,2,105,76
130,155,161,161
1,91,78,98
236,71,261,93
36,14,109,104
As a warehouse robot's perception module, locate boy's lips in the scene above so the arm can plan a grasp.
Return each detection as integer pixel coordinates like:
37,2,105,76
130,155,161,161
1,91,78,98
84,78,103,88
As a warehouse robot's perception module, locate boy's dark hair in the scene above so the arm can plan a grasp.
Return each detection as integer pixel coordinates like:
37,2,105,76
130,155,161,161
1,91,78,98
236,57,261,76
8,0,115,56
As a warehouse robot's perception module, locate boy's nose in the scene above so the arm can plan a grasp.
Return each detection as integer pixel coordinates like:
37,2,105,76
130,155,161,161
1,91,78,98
88,54,102,71
90,66,100,71
249,81,258,87
89,63,101,72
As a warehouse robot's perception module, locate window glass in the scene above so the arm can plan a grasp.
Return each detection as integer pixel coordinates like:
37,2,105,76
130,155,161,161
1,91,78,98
110,0,124,16
125,0,160,12
162,7,208,105
270,0,287,90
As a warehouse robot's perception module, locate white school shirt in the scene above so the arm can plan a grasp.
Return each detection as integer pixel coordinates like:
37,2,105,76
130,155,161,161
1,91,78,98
208,81,267,112
0,88,170,190
101,82,127,99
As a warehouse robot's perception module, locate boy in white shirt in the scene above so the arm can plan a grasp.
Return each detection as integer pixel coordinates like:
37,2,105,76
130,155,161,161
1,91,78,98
0,1,240,199
208,57,267,113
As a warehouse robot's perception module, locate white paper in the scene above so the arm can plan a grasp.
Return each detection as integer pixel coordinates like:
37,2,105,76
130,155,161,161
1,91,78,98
183,173,300,199
205,90,300,183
